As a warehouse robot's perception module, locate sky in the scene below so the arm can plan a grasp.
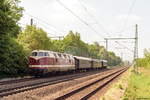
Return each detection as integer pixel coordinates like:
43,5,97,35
19,0,150,61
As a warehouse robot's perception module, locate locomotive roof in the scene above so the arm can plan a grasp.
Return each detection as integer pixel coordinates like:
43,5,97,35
32,50,107,62
32,50,73,56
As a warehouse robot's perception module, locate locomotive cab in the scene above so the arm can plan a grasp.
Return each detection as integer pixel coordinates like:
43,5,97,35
29,50,52,75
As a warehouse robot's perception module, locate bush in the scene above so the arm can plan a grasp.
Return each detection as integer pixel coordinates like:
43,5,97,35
0,35,28,75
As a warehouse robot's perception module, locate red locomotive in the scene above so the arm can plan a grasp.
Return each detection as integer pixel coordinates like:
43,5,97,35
29,50,107,76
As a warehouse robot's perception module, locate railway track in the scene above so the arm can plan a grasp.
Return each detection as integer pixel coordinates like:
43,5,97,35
53,67,128,100
0,68,111,98
0,77,35,85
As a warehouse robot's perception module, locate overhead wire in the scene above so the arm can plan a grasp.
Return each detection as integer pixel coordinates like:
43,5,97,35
77,0,135,52
56,0,105,39
77,0,110,36
24,12,65,35
115,41,134,53
119,0,137,35
78,0,135,58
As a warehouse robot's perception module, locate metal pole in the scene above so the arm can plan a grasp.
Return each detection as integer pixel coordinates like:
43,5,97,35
134,24,138,73
105,39,108,61
30,18,33,26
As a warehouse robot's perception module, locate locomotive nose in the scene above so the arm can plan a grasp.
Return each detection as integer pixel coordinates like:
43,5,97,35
29,57,40,65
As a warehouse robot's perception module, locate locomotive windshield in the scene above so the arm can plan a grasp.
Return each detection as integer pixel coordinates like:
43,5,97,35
31,52,49,57
32,52,37,56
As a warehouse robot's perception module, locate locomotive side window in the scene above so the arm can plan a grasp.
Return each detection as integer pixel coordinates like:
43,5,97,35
53,53,57,58
45,52,49,56
61,54,64,59
49,53,56,57
67,55,71,59
58,53,62,58
63,54,67,58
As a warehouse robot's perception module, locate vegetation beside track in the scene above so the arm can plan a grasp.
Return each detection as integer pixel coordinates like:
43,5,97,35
123,67,150,100
136,49,150,68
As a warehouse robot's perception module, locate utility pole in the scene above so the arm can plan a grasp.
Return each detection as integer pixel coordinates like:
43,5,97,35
105,38,108,61
134,24,138,73
30,18,33,26
121,52,123,61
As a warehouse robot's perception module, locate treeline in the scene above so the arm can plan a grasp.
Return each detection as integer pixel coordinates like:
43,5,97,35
0,0,122,76
18,25,122,66
136,49,150,68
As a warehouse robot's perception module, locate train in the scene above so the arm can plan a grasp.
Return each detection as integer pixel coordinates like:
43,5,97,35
29,50,107,76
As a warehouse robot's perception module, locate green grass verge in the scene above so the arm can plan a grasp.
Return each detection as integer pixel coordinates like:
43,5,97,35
123,68,150,100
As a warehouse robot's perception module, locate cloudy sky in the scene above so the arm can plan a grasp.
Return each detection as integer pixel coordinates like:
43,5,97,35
19,0,150,61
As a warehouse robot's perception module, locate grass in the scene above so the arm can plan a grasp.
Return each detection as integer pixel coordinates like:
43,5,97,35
123,67,150,100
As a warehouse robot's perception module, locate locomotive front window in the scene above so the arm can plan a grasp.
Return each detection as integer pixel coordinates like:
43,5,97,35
31,52,50,57
32,52,38,56
38,52,44,56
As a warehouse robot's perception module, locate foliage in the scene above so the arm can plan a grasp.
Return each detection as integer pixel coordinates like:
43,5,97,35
62,31,89,57
136,49,150,68
0,35,27,75
0,0,27,75
17,25,52,55
123,68,150,100
56,31,121,66
0,0,23,37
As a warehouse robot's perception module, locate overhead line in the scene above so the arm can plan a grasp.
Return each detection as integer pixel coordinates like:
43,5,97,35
120,0,137,33
57,0,88,25
115,41,134,53
77,0,110,36
56,0,105,39
24,12,64,35
77,0,135,56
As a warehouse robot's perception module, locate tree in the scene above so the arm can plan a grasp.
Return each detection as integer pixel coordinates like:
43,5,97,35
0,0,26,75
0,36,27,75
136,49,150,68
62,31,89,56
17,25,52,55
0,0,23,37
